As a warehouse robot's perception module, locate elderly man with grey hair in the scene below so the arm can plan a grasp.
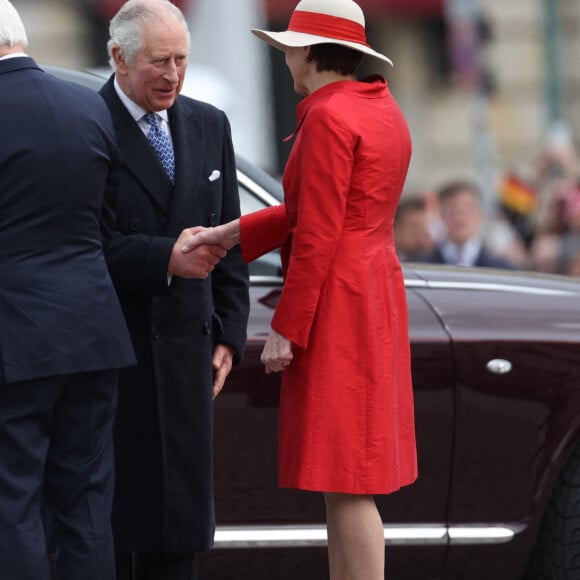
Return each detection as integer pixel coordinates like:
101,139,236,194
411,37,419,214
98,1,250,579
0,1,136,579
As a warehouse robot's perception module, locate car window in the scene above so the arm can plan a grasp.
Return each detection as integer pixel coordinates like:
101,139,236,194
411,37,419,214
238,185,282,278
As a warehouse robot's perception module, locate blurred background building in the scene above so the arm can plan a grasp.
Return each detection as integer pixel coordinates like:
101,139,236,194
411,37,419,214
12,0,580,195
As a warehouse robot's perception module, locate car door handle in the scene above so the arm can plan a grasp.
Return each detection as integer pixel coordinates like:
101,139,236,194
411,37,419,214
486,359,512,375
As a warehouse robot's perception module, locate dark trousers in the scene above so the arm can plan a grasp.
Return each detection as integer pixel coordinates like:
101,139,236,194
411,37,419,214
0,370,118,580
116,551,198,580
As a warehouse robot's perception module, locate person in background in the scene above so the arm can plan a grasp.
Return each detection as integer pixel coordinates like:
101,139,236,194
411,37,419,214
394,195,435,261
556,185,580,273
526,177,569,273
183,1,418,578
484,209,530,269
0,1,135,578
422,180,515,268
527,123,579,274
99,1,250,578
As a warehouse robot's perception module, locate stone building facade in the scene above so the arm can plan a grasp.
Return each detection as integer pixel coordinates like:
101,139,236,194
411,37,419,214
13,0,580,196
376,0,580,194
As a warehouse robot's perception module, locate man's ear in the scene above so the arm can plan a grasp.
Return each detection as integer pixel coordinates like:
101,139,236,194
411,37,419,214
111,46,127,74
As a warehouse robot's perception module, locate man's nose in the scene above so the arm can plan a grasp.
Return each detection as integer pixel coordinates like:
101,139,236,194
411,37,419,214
163,60,179,82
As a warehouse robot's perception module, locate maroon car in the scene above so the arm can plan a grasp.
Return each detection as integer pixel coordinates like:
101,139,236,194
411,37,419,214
49,66,580,580
200,259,580,580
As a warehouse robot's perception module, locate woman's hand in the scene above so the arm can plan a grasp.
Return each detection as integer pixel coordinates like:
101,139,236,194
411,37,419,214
261,329,293,374
181,219,241,253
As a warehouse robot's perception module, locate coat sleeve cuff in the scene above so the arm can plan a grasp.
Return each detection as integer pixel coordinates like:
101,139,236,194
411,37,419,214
215,322,248,365
146,236,176,295
270,287,319,350
240,204,288,263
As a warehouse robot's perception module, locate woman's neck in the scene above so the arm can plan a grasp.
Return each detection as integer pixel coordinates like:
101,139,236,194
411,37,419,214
306,71,356,95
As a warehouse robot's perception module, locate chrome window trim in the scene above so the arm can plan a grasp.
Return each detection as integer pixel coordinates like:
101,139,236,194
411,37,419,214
251,275,578,298
250,275,283,286
237,169,282,208
405,279,577,296
213,523,519,549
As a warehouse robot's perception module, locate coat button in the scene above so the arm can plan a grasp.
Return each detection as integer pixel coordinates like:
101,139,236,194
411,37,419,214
202,322,211,335
209,213,218,227
129,218,141,232
151,325,160,340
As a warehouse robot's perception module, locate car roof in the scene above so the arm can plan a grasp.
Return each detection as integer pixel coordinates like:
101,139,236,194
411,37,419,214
43,64,107,92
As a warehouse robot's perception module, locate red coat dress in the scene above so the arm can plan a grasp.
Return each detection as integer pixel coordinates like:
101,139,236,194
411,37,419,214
241,76,417,494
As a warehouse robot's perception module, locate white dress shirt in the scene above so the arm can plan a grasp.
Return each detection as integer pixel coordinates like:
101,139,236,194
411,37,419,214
113,76,174,147
0,52,28,61
440,238,483,267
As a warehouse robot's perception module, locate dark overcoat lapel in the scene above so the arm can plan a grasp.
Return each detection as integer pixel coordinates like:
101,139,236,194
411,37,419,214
101,78,208,236
101,81,173,216
165,102,204,235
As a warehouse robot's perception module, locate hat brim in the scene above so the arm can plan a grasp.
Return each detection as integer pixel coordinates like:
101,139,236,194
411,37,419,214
251,28,393,66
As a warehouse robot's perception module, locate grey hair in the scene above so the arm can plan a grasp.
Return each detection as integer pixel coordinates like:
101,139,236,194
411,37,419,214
107,0,190,70
0,0,28,49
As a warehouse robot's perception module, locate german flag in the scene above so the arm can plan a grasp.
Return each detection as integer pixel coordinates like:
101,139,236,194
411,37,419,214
499,173,537,215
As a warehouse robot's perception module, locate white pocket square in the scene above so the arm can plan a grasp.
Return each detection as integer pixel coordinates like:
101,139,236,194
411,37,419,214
208,170,221,182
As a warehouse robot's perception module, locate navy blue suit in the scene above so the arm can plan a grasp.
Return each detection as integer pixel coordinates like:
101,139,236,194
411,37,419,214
0,57,135,580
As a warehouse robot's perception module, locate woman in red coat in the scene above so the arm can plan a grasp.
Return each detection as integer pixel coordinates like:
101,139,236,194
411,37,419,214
184,0,417,577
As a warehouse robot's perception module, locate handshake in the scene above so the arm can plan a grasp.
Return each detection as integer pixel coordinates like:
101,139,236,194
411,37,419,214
168,219,241,280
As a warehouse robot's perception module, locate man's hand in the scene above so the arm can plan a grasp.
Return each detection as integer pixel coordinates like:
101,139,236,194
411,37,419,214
212,343,234,399
181,219,241,253
168,226,226,279
261,329,293,374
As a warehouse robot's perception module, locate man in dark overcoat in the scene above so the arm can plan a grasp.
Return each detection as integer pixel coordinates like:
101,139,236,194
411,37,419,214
0,1,136,578
99,1,250,579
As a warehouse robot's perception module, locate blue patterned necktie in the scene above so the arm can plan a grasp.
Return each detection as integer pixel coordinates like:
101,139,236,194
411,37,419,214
143,112,175,184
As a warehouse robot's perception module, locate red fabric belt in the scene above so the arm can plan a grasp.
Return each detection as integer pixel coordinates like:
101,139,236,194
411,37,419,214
288,11,370,47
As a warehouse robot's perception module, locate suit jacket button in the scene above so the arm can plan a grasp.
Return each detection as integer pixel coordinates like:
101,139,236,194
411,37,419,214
151,325,160,340
130,218,141,232
209,213,218,227
202,322,211,335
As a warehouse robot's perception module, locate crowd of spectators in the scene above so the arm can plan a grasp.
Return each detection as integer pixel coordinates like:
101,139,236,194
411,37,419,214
396,128,580,278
